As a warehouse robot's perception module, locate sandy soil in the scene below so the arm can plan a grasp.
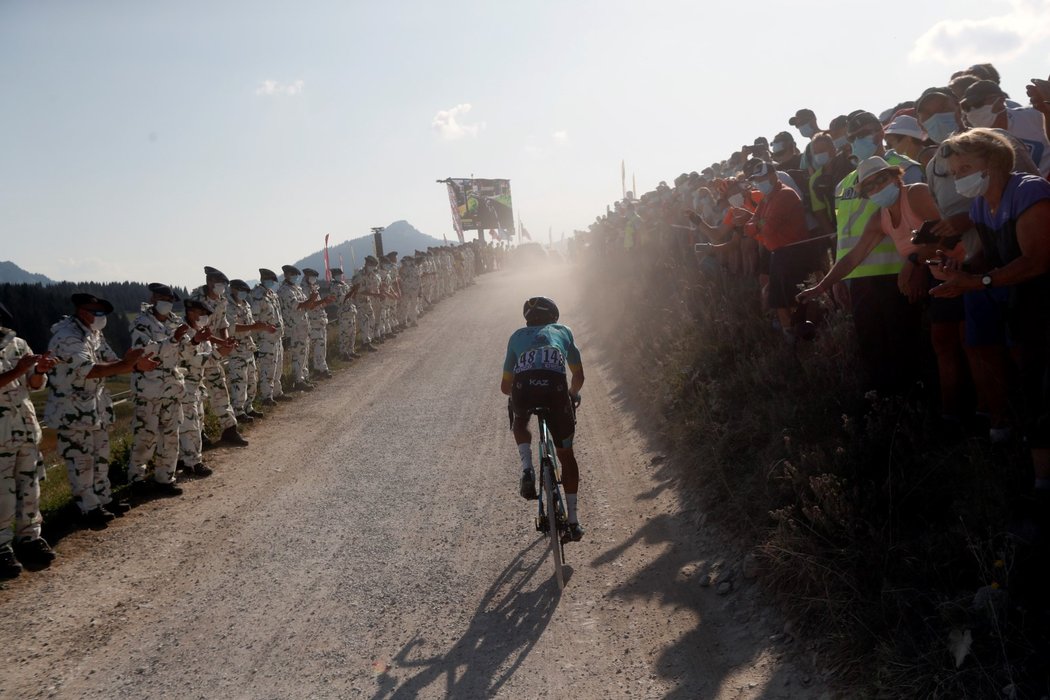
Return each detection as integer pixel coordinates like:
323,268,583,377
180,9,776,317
0,264,824,699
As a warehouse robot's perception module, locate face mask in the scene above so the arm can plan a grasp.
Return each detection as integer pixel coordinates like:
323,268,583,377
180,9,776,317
850,135,878,160
965,104,1000,128
197,314,211,327
263,280,277,291
922,112,958,144
231,291,241,302
954,170,990,198
293,275,303,285
210,283,226,296
868,182,900,208
833,136,849,151
728,193,745,208
90,315,108,332
306,276,317,285
812,152,831,168
799,123,817,139
332,274,342,282
754,179,774,196
155,300,174,316
772,143,788,156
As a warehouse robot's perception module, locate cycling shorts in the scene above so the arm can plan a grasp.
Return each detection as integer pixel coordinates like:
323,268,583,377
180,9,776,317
510,370,576,449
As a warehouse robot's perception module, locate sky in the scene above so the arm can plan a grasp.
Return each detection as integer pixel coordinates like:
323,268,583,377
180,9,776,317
3,0,1050,287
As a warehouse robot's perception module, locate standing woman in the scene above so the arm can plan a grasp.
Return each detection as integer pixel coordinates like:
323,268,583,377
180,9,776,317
931,128,1050,500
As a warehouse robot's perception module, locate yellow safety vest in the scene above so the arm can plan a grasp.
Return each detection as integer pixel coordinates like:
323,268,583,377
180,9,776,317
834,153,917,279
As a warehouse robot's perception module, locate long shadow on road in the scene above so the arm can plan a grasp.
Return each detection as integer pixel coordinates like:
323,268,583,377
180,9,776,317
372,538,560,699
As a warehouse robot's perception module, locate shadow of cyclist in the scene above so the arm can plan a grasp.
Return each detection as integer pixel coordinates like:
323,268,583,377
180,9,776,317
372,537,562,699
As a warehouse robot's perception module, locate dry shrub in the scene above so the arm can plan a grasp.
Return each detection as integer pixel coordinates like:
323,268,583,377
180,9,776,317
581,256,1050,698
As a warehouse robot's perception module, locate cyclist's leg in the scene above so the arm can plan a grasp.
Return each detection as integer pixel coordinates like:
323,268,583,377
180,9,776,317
509,377,538,500
554,446,578,494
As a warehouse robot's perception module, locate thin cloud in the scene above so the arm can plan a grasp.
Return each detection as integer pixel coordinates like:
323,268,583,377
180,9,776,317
552,130,569,143
255,79,305,96
909,0,1050,64
432,103,484,140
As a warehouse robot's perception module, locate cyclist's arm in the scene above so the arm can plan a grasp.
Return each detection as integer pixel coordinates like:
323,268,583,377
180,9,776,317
500,344,515,395
568,363,584,396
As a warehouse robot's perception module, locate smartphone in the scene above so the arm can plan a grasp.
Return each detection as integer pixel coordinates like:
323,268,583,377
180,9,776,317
694,243,712,252
910,220,938,246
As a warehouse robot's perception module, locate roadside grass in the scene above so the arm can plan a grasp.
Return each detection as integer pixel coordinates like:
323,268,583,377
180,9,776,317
581,258,1049,697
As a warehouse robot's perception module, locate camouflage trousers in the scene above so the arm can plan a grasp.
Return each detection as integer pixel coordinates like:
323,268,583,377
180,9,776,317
228,352,258,415
256,339,284,400
358,306,375,345
287,329,310,383
56,425,113,514
309,322,329,372
0,441,43,548
129,394,183,485
401,289,420,325
202,359,237,430
179,379,204,465
337,310,357,356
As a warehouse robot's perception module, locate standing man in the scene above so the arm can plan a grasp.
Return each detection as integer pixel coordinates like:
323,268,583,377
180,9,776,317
45,294,153,526
251,269,288,406
228,279,272,421
177,299,217,478
301,268,334,380
329,267,360,361
127,284,192,497
189,267,248,446
278,264,317,391
0,302,57,577
353,257,382,351
399,255,421,327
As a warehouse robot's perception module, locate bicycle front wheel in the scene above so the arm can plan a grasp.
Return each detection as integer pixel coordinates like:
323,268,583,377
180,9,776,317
543,460,565,590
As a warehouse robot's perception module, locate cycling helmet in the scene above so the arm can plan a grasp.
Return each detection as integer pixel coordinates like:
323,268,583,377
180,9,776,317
523,296,559,325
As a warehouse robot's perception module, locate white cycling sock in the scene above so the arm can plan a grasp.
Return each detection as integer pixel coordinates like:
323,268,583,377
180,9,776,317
566,494,578,524
518,443,533,471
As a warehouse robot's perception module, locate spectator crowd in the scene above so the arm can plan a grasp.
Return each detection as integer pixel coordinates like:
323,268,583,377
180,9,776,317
0,240,503,578
576,63,1050,518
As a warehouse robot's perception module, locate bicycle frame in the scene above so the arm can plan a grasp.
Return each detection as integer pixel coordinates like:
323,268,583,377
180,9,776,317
533,409,568,589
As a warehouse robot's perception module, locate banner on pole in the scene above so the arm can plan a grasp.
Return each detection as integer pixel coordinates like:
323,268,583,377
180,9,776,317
323,234,331,282
441,178,514,238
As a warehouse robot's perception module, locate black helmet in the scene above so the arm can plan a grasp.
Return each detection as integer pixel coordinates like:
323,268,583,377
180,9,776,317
523,297,559,325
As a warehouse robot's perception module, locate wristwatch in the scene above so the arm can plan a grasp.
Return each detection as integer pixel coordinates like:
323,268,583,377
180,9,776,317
981,274,993,289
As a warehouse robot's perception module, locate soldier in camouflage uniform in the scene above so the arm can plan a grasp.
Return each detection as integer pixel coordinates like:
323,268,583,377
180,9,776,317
329,268,361,362
0,302,58,577
398,255,421,327
351,260,380,352
251,269,288,406
301,268,335,380
45,294,154,527
278,264,317,391
380,252,402,336
177,299,217,478
227,279,273,421
127,284,191,496
189,267,248,447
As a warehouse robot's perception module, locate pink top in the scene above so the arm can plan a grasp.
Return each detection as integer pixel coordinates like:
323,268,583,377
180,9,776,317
880,185,963,280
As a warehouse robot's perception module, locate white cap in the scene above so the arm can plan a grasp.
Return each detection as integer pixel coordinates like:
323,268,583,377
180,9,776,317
885,114,926,141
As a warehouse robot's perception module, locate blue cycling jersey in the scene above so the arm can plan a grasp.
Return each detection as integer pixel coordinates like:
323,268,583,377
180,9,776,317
502,323,582,380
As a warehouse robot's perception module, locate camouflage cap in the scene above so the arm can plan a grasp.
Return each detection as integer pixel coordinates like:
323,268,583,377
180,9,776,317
329,267,343,276
302,268,319,277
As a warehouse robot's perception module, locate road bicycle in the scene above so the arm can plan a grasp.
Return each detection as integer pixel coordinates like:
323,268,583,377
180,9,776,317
531,406,570,589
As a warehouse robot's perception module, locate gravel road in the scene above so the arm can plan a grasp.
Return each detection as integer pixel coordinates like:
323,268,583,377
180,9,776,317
0,264,821,699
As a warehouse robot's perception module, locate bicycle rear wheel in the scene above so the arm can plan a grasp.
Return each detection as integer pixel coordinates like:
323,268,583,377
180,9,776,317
543,459,565,589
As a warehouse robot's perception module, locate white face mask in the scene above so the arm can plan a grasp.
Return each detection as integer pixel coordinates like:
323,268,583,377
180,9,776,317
90,315,108,332
155,300,174,316
965,104,1001,128
728,193,745,208
211,283,227,296
306,276,317,285
954,170,990,198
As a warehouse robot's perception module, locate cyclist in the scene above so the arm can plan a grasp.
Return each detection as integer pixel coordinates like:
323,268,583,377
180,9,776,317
501,297,585,541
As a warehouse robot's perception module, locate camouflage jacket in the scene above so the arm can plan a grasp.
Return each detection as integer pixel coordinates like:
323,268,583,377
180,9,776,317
227,295,258,356
250,284,285,344
0,328,44,446
44,316,118,430
301,281,328,326
329,279,355,315
277,280,308,332
129,305,187,401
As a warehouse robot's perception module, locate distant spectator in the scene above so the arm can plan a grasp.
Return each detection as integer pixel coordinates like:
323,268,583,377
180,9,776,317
789,108,821,139
772,131,803,170
884,115,927,162
949,74,979,101
961,80,1050,175
828,114,851,154
931,128,1050,495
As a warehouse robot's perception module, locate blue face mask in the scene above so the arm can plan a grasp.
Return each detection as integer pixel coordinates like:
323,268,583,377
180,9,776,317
922,112,958,144
755,179,774,196
799,123,817,139
850,135,878,160
812,152,831,168
833,136,849,151
263,280,277,291
868,182,900,208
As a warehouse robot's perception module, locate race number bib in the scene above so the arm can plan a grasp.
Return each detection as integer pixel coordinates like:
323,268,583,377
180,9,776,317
514,346,566,374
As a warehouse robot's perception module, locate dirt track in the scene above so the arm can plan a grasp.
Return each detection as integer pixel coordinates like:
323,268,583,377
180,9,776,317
0,265,822,699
